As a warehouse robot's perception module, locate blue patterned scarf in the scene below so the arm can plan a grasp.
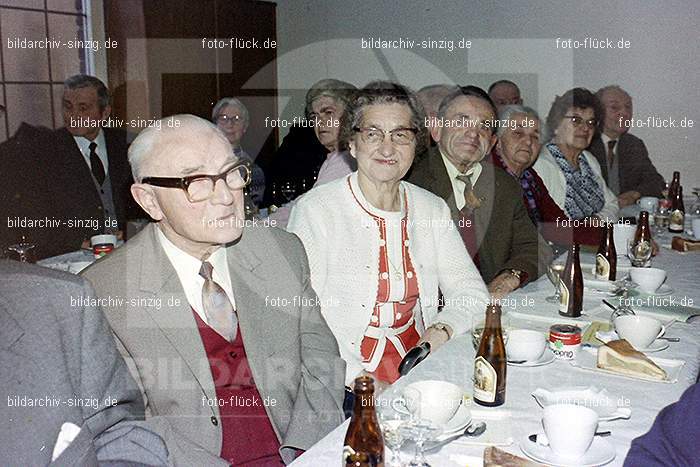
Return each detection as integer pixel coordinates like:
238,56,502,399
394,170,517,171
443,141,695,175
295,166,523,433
547,143,604,219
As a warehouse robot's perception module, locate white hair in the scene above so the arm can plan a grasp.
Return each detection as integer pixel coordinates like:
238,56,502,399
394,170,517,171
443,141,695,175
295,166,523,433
496,105,542,138
211,97,249,125
128,114,227,182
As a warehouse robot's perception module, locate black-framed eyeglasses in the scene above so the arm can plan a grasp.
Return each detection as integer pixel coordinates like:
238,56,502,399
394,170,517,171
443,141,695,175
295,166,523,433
216,114,244,125
564,115,597,129
353,126,418,145
141,163,251,202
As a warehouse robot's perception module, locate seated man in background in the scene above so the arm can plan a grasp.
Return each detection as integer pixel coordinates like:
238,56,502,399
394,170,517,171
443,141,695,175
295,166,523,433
83,115,345,466
0,260,168,466
588,85,665,206
488,79,523,111
492,105,601,247
409,86,551,299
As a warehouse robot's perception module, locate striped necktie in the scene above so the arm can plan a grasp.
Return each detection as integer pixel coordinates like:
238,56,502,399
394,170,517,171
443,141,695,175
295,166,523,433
199,261,237,341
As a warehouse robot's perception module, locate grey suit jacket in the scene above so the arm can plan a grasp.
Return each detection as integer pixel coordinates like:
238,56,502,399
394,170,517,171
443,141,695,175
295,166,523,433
82,223,346,466
408,149,551,284
0,260,169,467
588,132,664,197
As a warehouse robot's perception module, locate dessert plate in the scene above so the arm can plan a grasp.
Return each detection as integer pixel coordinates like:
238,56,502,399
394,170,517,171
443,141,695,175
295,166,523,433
531,386,631,421
520,433,615,467
440,402,472,435
508,350,555,367
570,347,684,383
639,340,670,353
630,284,674,297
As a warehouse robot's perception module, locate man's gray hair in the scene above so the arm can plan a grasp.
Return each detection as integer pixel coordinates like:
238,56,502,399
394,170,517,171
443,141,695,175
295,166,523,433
305,79,357,117
128,114,228,182
212,97,249,125
595,85,631,101
496,105,542,137
416,84,458,113
63,74,110,110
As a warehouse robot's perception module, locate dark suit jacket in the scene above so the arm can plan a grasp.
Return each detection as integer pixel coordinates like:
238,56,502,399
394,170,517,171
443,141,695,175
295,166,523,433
82,223,346,466
0,124,137,259
408,148,551,284
588,132,664,197
0,260,169,466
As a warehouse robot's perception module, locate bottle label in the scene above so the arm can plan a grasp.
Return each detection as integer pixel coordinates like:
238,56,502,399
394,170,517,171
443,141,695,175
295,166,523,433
558,278,570,313
669,209,685,231
473,356,497,403
595,253,610,280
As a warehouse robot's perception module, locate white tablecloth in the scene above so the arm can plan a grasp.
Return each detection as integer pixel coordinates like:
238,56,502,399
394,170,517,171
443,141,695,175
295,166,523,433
292,229,700,466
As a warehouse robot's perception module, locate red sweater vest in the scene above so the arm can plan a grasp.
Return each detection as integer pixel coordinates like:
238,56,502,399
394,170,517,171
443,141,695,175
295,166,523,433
193,311,283,466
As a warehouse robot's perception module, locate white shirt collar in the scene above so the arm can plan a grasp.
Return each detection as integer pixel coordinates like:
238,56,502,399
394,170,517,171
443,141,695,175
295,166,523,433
156,227,236,323
439,150,482,211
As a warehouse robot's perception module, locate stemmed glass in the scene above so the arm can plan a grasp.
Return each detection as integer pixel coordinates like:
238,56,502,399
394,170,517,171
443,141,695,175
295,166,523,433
378,400,411,467
545,263,565,303
396,388,442,467
627,238,652,268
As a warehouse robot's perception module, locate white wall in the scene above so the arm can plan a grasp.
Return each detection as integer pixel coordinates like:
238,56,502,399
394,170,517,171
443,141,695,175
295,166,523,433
274,0,700,186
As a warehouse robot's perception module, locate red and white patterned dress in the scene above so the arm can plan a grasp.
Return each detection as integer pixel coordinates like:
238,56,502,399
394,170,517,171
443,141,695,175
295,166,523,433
350,180,421,383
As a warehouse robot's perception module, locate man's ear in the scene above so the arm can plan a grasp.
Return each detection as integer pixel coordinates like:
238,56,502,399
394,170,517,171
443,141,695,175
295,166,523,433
487,132,498,153
131,184,164,221
495,138,503,154
348,140,357,159
101,104,112,121
430,125,441,144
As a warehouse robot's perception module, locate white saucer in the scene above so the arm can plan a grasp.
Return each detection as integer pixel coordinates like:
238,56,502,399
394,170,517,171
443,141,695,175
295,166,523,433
639,340,670,353
441,402,471,434
508,350,555,367
520,433,615,467
632,284,674,297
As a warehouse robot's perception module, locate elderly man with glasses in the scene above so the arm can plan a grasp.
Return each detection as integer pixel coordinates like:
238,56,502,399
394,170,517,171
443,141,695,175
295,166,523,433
408,86,551,299
82,114,345,466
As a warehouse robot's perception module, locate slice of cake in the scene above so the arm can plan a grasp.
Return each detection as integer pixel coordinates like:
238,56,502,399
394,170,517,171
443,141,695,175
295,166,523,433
597,339,667,381
484,446,545,466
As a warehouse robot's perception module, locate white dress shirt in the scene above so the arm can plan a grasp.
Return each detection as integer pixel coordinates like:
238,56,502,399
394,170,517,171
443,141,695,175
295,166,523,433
73,129,109,175
440,151,483,210
156,228,237,326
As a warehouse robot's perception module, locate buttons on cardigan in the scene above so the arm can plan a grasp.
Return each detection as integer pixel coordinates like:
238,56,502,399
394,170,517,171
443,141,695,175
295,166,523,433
229,351,237,359
406,271,414,279
396,312,402,319
379,239,386,247
210,416,218,426
371,316,378,323
381,272,389,280
404,239,410,246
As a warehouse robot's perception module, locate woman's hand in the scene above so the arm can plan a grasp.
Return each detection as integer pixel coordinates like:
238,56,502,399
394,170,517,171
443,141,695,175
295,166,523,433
418,324,453,352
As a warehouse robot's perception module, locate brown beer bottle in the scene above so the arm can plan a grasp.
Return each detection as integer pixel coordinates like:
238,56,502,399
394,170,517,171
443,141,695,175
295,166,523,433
559,243,583,317
343,376,384,466
473,305,506,407
596,223,617,281
669,186,685,233
346,452,372,467
667,171,680,200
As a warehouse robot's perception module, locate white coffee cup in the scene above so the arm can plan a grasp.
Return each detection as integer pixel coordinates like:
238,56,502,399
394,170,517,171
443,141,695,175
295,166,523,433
506,329,546,362
630,267,667,293
692,218,700,240
614,314,666,349
542,404,598,459
613,223,637,256
392,380,463,426
637,197,659,213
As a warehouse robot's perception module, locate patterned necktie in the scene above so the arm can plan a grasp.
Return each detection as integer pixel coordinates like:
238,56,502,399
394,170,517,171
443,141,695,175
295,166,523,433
606,140,617,166
456,174,480,214
89,142,106,185
199,261,237,341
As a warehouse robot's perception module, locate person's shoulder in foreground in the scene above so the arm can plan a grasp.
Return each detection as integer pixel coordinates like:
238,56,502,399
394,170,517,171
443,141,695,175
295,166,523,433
624,381,700,466
0,260,169,466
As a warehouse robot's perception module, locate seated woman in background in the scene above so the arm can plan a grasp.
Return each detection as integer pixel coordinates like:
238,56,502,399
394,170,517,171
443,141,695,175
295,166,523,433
288,81,489,387
533,88,619,223
492,104,601,247
212,98,266,207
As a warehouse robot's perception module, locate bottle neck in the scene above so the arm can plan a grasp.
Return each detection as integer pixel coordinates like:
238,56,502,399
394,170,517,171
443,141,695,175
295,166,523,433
484,306,502,329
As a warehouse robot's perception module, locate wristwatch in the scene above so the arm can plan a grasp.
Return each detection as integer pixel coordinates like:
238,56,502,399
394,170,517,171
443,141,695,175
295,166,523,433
507,269,523,281
429,322,452,339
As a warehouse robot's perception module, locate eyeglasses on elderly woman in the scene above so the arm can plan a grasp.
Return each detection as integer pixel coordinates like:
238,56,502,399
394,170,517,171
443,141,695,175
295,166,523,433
562,115,597,129
352,126,418,146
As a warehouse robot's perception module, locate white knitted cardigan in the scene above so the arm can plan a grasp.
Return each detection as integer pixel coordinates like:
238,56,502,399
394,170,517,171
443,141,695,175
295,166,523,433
288,173,490,385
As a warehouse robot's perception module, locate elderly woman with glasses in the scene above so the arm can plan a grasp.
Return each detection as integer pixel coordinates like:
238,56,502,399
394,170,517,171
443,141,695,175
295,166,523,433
288,82,489,388
533,88,618,222
212,97,265,207
492,105,602,247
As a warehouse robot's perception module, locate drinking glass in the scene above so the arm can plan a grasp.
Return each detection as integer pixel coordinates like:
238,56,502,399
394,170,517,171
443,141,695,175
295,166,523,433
398,389,441,467
689,187,700,218
545,263,565,303
378,401,411,467
4,238,37,263
627,238,652,267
